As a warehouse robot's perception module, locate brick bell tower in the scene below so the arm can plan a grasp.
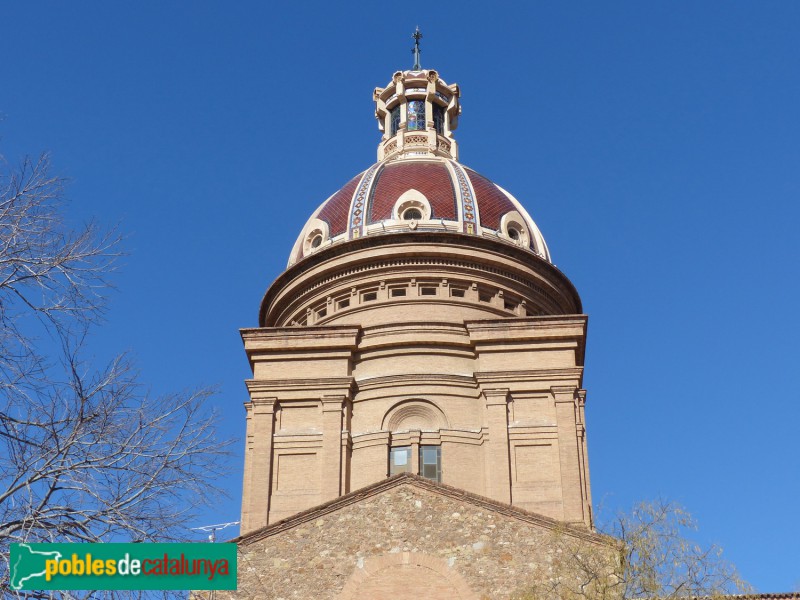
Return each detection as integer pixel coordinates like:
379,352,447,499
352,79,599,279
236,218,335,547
239,45,593,535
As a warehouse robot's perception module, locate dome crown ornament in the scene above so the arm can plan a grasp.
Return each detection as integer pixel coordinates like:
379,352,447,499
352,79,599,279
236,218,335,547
411,26,423,70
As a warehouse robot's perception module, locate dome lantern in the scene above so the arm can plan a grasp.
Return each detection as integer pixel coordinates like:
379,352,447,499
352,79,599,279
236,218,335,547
373,30,461,161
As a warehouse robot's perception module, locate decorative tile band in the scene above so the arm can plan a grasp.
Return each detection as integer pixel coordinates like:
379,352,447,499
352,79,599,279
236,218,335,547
450,161,478,235
347,163,382,240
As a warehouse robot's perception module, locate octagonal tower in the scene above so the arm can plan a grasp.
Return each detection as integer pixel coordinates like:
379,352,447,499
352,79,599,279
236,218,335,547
240,64,593,535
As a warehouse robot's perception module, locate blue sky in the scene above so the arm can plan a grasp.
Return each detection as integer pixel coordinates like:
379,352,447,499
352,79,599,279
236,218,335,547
2,1,799,592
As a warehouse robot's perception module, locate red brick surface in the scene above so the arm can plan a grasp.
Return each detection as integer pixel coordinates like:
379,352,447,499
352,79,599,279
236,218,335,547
318,171,364,237
369,161,457,222
467,168,516,230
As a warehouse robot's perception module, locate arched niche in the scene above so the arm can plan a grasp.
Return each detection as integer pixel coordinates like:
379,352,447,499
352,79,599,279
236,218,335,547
382,399,449,432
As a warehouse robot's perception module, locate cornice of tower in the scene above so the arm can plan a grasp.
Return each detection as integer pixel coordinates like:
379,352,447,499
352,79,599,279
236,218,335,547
260,231,581,328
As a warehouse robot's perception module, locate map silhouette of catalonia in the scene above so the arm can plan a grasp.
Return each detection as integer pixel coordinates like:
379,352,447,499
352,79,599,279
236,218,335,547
10,544,62,590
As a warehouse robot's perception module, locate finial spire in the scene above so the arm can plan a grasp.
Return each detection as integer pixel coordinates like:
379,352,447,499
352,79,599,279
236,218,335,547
411,26,423,70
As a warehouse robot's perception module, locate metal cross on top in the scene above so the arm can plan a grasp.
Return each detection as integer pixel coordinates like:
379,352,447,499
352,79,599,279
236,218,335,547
411,26,423,70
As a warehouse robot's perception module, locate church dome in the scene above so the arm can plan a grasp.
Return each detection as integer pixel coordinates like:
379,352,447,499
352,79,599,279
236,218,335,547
288,156,551,268
260,59,580,331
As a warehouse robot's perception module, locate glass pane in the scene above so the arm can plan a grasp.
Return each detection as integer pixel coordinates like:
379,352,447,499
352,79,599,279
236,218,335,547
390,105,401,135
394,449,408,466
433,104,445,134
421,446,437,464
407,100,426,131
390,446,411,476
420,446,441,482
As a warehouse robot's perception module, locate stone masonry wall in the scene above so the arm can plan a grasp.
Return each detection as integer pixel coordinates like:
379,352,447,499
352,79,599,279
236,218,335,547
228,479,610,600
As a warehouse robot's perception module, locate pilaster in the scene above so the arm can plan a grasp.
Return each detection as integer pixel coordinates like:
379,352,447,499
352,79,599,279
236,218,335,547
552,385,586,525
484,388,512,504
577,389,593,527
341,399,353,495
241,396,277,533
321,395,346,502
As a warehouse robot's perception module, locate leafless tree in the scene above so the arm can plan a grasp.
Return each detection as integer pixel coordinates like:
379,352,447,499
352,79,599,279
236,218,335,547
0,154,232,598
0,154,117,387
515,500,751,600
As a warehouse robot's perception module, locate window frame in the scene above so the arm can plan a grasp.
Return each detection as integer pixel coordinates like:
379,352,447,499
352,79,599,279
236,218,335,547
420,445,442,483
388,444,442,483
389,446,412,476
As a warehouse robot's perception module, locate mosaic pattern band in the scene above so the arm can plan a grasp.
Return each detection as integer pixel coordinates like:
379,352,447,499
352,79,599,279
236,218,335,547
449,161,478,235
347,163,383,240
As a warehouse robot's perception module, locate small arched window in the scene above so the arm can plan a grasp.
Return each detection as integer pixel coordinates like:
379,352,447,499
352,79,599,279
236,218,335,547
402,207,422,221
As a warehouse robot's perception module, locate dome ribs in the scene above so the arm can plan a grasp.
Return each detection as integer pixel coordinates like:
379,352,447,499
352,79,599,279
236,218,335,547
290,160,550,268
368,161,457,223
318,171,364,238
467,168,517,231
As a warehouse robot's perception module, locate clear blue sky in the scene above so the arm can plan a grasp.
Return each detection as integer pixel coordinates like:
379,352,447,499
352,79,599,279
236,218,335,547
2,1,798,592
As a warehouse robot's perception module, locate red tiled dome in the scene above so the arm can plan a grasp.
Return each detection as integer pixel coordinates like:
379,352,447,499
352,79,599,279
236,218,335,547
289,157,550,268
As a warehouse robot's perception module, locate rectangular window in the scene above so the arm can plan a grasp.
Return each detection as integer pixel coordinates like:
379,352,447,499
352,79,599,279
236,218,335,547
362,290,378,302
420,287,437,296
390,105,401,136
450,288,466,298
337,298,350,309
420,446,441,483
433,104,445,135
389,446,412,476
407,99,426,131
391,287,407,297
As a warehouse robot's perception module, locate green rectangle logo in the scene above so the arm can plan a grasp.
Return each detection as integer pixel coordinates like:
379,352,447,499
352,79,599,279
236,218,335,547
10,543,237,590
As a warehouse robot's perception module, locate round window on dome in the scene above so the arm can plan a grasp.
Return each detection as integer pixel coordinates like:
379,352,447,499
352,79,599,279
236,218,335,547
501,217,530,247
393,191,431,222
303,222,329,256
402,208,423,221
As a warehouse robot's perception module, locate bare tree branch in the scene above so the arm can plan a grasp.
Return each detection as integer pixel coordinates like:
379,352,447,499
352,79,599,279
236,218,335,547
514,499,751,600
0,153,233,600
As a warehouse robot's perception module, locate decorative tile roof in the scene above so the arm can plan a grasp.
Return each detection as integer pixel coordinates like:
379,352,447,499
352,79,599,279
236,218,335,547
316,171,363,238
369,161,457,222
288,157,551,268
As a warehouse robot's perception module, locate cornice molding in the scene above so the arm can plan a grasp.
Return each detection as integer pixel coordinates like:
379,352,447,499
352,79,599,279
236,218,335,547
260,232,582,326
